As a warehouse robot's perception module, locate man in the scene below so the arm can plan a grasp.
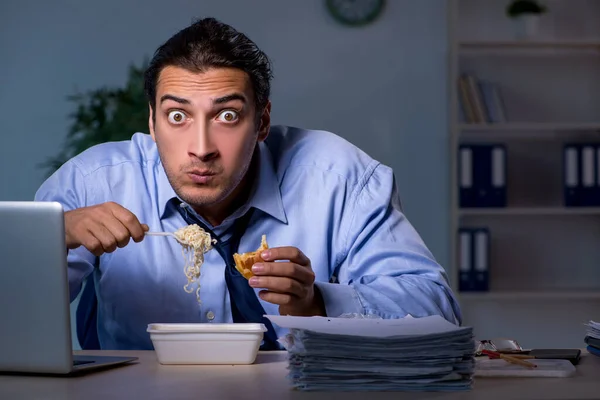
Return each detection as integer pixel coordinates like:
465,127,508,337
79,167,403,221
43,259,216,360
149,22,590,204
35,17,461,351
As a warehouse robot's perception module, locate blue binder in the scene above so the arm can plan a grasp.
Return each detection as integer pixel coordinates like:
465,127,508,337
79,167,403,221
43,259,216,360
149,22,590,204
580,144,597,206
563,144,580,206
458,146,476,208
596,144,600,206
458,227,490,292
472,228,490,291
459,144,507,208
563,143,600,207
458,228,475,292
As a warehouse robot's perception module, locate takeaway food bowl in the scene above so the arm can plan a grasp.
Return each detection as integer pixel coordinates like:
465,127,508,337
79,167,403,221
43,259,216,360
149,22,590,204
147,323,267,365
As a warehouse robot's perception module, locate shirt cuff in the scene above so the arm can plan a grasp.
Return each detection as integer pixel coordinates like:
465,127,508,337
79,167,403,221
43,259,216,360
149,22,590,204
314,282,364,317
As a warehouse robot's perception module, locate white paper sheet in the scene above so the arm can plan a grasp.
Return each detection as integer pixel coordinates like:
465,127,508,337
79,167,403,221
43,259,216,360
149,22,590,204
264,314,465,338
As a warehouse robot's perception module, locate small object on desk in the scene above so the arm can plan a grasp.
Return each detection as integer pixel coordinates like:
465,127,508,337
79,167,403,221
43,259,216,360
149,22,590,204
488,338,523,353
475,358,576,378
527,348,581,365
480,348,582,365
586,345,600,357
584,335,600,352
476,339,582,365
477,338,523,354
506,354,536,359
481,349,536,369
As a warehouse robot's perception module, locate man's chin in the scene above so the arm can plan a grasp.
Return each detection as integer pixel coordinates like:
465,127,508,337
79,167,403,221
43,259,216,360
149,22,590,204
180,195,219,208
178,187,223,208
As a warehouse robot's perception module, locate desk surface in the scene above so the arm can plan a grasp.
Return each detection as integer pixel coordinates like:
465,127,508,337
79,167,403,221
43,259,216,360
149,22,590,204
1,350,600,400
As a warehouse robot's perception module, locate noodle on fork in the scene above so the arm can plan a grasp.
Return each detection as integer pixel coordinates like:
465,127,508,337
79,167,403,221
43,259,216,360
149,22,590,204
173,224,216,304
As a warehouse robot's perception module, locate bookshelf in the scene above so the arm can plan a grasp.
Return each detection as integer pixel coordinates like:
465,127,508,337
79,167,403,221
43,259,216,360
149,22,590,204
461,123,600,132
460,40,600,50
448,0,600,348
460,290,600,301
459,207,600,216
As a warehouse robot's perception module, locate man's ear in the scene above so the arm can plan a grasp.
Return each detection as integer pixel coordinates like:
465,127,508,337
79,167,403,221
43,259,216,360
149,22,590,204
148,104,156,142
257,101,271,142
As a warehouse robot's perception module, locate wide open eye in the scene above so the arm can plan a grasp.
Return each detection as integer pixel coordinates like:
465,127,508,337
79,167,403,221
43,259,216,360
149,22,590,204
217,110,239,123
167,110,187,124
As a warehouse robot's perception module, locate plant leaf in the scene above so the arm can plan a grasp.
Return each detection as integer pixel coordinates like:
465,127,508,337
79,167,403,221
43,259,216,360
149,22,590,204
40,59,150,177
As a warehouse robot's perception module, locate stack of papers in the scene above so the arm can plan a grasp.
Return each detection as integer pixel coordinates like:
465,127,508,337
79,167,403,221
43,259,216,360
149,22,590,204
585,320,600,339
584,320,600,357
265,314,475,392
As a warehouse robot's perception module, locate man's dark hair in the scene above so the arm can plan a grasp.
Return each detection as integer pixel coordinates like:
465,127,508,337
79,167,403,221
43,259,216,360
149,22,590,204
144,17,273,122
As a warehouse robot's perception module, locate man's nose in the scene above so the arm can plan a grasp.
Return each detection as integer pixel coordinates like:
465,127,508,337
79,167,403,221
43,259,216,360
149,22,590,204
188,121,218,161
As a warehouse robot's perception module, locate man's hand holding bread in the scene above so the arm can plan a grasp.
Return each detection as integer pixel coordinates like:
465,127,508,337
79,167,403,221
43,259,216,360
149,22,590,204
233,235,326,317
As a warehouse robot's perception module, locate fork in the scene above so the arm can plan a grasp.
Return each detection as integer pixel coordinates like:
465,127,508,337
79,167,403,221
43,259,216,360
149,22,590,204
145,231,188,245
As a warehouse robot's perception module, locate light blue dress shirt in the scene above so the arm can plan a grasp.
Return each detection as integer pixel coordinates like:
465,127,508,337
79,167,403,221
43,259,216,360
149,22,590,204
35,125,461,350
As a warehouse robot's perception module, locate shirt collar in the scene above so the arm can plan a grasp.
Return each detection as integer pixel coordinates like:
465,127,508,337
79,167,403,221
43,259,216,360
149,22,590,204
246,141,287,224
155,161,179,220
156,141,287,224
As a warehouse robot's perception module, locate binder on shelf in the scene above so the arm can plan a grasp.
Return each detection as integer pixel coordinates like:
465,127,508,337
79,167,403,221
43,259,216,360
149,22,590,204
458,227,490,292
581,144,596,206
489,146,507,208
563,143,600,207
458,146,475,207
458,144,507,208
563,144,579,206
473,228,490,292
596,145,600,205
458,228,474,292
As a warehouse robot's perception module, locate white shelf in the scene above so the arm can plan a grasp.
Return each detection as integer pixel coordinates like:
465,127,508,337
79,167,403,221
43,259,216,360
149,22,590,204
459,290,600,301
460,123,600,132
459,207,600,216
460,40,600,50
459,130,600,142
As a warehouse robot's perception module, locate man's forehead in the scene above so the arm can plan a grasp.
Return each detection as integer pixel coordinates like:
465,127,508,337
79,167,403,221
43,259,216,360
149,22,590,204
156,65,252,98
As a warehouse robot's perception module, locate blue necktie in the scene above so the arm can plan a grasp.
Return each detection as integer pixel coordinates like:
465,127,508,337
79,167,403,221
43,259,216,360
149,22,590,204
177,204,280,350
76,276,101,350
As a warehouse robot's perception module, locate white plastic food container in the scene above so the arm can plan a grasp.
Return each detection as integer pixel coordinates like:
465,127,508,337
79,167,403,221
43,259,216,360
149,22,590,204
147,323,267,365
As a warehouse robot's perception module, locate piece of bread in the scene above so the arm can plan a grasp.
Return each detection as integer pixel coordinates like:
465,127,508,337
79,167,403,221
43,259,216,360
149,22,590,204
233,234,268,279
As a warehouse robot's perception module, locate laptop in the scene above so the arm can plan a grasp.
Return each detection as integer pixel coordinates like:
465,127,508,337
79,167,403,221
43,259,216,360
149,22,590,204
0,201,137,375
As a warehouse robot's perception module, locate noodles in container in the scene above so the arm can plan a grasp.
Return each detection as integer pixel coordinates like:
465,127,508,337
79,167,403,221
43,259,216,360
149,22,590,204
173,224,216,304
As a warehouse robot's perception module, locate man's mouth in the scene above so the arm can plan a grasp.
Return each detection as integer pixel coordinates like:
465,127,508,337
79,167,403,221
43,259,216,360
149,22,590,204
187,169,216,184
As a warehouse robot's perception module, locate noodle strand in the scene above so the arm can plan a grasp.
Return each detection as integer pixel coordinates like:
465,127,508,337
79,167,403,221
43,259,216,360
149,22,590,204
173,224,216,304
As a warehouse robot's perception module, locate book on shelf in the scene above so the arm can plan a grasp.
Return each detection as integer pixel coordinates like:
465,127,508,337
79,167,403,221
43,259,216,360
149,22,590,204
458,73,507,124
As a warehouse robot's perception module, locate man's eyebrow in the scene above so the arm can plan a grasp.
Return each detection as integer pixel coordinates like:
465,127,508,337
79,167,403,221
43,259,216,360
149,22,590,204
213,93,247,105
160,94,190,104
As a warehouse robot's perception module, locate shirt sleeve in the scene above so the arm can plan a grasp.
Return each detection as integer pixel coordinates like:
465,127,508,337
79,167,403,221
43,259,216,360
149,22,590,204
34,160,96,302
314,163,462,325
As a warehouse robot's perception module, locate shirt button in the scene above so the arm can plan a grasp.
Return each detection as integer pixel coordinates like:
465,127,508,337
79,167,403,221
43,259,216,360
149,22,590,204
206,311,215,321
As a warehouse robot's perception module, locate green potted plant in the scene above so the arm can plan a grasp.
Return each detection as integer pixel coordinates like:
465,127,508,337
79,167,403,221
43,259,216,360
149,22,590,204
506,0,547,39
40,60,149,177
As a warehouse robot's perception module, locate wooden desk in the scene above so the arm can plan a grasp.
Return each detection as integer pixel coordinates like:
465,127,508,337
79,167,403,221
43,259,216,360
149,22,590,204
1,350,600,399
